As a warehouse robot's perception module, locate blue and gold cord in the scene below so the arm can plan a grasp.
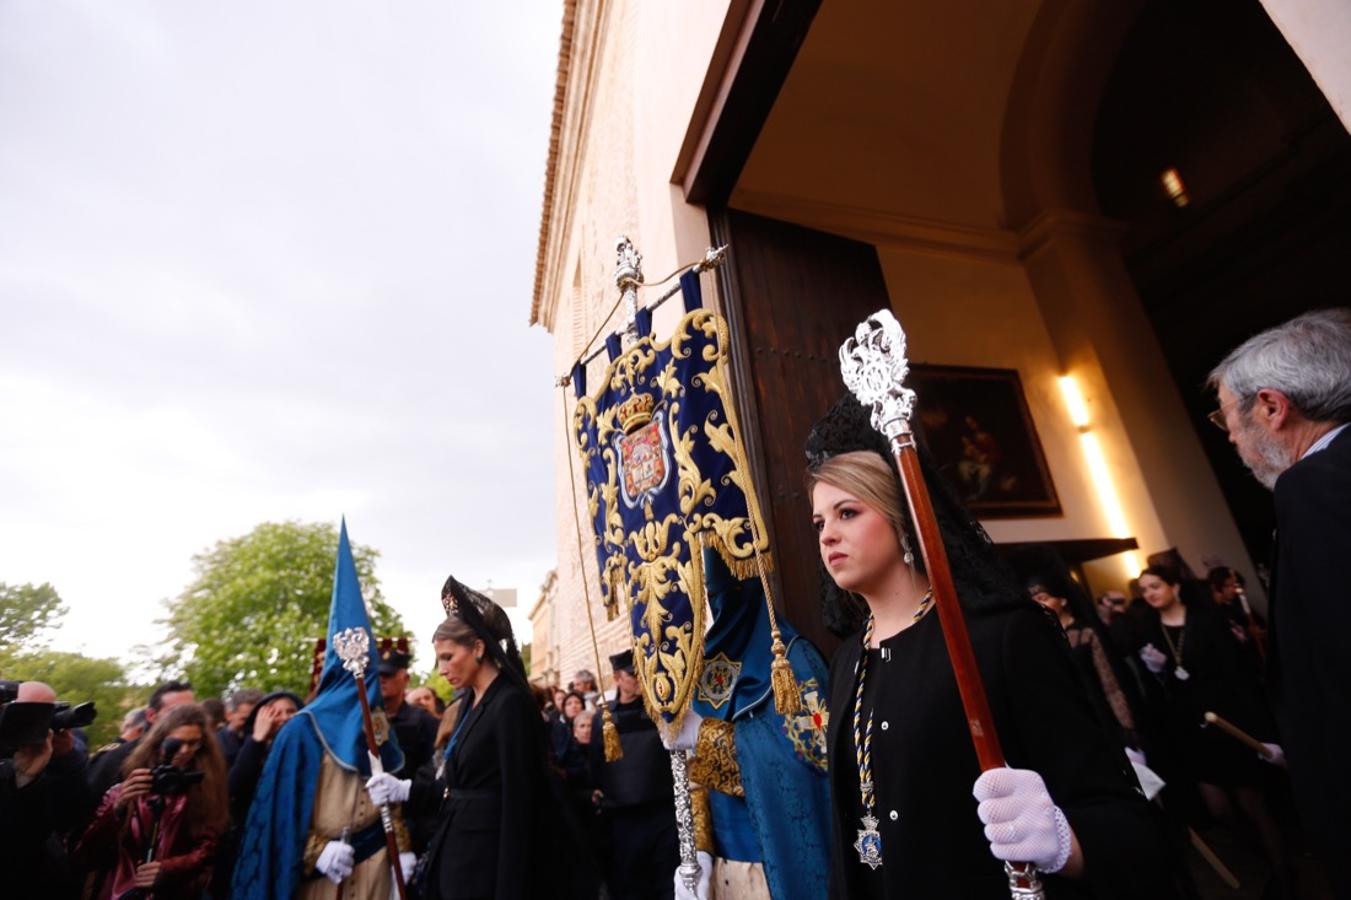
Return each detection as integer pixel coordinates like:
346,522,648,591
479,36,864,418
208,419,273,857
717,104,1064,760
853,615,877,821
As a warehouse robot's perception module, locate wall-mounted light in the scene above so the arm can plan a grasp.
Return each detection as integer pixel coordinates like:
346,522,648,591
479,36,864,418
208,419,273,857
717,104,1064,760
1058,375,1142,578
1160,167,1190,207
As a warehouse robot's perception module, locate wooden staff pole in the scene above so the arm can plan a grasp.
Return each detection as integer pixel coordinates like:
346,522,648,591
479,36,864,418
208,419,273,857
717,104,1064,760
840,310,1044,899
1203,711,1275,760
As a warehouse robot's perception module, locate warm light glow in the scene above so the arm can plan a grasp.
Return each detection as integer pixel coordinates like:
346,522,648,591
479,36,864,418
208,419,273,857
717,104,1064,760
1058,376,1090,428
1160,168,1190,207
1061,374,1141,580
1078,432,1129,536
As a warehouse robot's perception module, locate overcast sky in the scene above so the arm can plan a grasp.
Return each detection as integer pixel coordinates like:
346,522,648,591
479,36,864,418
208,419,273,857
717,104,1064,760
0,2,563,669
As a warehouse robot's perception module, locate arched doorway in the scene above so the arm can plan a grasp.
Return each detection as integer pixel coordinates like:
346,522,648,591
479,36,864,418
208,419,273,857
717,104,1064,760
1091,0,1351,570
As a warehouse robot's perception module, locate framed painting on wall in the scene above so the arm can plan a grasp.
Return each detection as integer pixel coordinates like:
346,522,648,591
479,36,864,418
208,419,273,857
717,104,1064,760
908,364,1061,519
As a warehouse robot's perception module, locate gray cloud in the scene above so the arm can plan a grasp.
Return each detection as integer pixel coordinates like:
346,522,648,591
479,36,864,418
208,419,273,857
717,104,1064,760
0,1,564,662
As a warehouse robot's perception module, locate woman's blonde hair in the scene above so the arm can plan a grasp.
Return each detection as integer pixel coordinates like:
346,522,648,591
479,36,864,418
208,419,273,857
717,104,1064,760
806,450,909,548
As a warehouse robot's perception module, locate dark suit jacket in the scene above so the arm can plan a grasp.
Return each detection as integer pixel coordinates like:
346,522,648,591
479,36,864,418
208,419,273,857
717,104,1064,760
826,606,1177,899
1269,424,1351,887
416,676,550,900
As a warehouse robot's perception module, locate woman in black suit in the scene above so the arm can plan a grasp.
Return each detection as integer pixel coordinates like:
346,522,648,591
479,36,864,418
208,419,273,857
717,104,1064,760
806,396,1178,899
366,576,559,900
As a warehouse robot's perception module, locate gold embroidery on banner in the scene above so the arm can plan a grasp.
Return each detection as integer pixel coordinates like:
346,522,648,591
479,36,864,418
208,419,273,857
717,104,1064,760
574,308,775,737
689,717,743,798
670,400,715,517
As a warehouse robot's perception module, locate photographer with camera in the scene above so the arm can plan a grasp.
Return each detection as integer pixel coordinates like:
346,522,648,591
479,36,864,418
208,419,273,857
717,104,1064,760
0,680,97,899
74,703,227,899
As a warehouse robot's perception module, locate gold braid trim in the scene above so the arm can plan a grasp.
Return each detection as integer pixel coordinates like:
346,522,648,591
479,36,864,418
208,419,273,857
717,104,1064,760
691,784,714,854
688,717,743,798
302,830,327,875
393,806,412,854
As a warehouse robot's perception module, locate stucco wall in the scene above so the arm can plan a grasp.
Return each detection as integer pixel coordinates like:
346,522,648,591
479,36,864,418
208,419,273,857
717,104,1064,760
540,0,730,687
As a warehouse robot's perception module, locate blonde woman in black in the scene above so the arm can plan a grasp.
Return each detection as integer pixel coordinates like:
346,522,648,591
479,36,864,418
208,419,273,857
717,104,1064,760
807,396,1176,899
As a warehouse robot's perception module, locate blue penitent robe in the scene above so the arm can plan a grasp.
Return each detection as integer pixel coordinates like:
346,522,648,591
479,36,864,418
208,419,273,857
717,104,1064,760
692,549,832,900
231,522,403,900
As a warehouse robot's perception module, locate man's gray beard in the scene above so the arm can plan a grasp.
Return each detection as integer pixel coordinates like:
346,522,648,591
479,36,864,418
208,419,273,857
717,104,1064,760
1237,419,1296,490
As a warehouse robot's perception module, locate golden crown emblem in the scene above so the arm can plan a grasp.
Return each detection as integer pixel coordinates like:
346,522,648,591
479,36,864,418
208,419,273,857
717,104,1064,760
618,392,655,433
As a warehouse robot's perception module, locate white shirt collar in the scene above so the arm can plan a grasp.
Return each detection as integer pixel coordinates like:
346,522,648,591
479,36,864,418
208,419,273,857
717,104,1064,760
1302,422,1350,460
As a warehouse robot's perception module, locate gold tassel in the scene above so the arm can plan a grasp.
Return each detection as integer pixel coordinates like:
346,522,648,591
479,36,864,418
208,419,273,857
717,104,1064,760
770,633,801,716
602,706,624,762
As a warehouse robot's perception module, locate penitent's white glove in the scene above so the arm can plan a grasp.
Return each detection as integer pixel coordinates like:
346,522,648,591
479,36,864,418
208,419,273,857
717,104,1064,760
1259,743,1287,768
973,767,1073,874
315,840,355,884
662,710,704,753
391,851,417,893
1138,644,1168,675
672,850,712,900
365,772,411,806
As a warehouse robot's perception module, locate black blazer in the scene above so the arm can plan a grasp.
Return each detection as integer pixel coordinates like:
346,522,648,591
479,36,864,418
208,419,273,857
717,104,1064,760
826,605,1177,899
415,676,549,900
1269,424,1351,883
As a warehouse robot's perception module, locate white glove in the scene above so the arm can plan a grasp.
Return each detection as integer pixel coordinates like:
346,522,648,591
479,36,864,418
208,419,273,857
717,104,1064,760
973,767,1073,874
315,840,355,884
663,710,703,753
365,772,411,806
673,850,712,900
391,851,417,892
1139,644,1168,675
1259,743,1287,768
1128,759,1166,802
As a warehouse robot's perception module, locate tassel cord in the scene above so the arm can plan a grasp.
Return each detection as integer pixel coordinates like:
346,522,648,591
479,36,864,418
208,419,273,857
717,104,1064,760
709,352,800,717
560,384,624,761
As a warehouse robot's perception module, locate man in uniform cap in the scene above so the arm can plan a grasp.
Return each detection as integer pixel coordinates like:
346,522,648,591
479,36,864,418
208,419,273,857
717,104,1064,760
588,649,678,900
377,639,439,782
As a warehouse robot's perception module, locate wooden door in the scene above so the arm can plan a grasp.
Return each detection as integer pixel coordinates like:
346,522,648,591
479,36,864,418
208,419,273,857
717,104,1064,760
710,209,893,658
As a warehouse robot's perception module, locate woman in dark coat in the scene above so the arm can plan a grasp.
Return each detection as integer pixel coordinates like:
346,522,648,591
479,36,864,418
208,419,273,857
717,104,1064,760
212,690,301,895
1134,564,1293,892
366,576,573,900
806,396,1178,899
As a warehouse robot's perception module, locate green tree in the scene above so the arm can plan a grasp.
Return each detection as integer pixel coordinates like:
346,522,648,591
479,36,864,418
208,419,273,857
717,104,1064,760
164,521,406,699
0,582,68,650
411,666,454,704
0,648,139,748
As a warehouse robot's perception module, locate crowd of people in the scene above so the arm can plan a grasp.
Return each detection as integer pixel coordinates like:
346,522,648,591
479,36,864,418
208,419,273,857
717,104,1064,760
0,308,1346,899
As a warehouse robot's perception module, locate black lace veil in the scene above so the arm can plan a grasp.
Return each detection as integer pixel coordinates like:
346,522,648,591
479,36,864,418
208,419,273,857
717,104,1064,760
440,575,529,689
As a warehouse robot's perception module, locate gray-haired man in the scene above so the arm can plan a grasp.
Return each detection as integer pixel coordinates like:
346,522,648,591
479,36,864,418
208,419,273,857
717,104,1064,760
1210,308,1351,896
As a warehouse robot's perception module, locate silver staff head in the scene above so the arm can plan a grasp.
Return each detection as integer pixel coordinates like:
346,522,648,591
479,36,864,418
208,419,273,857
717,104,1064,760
839,309,917,455
332,626,371,679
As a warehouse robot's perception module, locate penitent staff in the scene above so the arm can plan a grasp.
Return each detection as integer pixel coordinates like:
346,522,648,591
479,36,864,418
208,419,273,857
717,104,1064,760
839,309,1046,899
332,626,409,900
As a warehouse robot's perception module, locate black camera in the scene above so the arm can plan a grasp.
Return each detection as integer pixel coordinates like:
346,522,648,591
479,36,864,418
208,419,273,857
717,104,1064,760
0,691,98,754
149,737,204,795
51,701,97,731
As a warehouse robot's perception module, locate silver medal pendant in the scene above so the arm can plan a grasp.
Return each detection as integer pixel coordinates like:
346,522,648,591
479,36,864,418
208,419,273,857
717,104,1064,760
854,815,883,870
1174,665,1190,681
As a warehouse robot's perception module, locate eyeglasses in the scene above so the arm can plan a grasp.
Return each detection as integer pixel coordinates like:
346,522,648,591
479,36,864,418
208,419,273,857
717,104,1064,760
1207,398,1243,433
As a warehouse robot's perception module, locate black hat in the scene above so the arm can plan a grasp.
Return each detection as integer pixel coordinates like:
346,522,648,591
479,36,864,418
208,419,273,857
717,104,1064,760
609,649,634,674
376,637,411,676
